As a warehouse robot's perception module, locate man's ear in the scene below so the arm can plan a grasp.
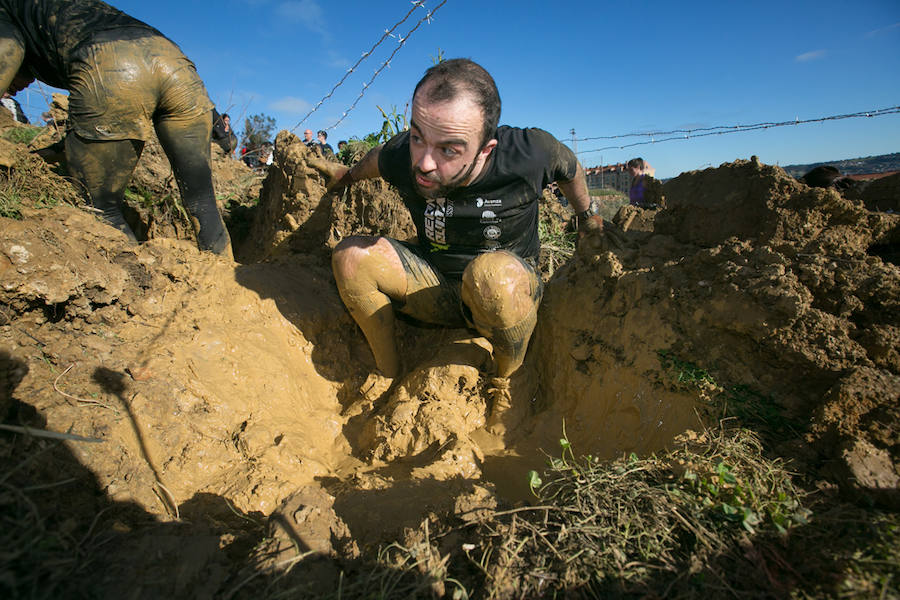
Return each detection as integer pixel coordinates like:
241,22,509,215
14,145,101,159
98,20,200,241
480,138,498,158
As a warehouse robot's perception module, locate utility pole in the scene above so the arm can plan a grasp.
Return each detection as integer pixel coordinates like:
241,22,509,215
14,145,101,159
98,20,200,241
570,128,577,156
600,154,604,188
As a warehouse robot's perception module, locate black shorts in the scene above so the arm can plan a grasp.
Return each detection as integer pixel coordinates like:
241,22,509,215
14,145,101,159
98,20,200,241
385,238,543,330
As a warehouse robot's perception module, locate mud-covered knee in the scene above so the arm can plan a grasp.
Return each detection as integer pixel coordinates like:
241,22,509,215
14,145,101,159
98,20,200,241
331,236,371,282
461,251,535,329
332,236,405,297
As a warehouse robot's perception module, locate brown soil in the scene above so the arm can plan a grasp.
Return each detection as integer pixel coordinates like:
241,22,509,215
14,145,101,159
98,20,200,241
1,118,898,598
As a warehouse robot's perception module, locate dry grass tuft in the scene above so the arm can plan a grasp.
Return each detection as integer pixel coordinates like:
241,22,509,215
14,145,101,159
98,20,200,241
0,151,80,219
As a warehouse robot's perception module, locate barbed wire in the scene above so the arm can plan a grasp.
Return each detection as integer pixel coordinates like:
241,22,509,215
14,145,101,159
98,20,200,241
324,0,447,131
574,105,900,155
290,0,445,134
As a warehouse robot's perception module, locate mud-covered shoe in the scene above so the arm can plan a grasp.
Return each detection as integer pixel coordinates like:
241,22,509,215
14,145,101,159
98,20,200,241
343,372,394,417
485,376,512,434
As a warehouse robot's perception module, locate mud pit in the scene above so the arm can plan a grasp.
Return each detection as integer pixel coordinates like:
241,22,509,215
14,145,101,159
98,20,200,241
2,129,899,597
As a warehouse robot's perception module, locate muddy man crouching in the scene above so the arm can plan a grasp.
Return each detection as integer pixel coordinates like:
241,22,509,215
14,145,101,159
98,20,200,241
311,58,606,433
0,0,232,256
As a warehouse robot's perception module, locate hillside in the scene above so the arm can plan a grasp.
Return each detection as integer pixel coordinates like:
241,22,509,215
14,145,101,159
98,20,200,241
781,151,900,178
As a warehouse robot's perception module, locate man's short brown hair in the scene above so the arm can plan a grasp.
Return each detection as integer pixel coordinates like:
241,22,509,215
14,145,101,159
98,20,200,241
412,58,501,148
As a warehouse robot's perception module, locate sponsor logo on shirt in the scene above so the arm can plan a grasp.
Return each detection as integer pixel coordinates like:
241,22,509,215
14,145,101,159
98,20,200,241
483,225,501,240
424,198,449,245
475,197,502,208
480,210,500,224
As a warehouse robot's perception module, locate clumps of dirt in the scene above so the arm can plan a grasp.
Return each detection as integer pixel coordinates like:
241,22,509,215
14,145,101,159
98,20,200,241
537,155,899,505
847,171,900,213
237,130,415,263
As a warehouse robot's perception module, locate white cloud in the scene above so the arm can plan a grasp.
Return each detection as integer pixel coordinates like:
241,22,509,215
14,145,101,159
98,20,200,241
795,49,826,62
865,22,900,38
276,0,326,35
269,96,311,113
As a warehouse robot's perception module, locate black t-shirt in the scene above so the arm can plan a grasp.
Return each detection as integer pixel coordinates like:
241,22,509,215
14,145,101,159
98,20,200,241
378,125,577,278
0,0,160,88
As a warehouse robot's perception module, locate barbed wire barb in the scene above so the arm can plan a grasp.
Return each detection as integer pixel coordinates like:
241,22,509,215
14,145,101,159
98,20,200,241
325,0,448,131
289,0,437,133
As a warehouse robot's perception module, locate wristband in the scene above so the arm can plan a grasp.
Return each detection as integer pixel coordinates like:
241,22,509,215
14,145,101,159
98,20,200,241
576,207,597,220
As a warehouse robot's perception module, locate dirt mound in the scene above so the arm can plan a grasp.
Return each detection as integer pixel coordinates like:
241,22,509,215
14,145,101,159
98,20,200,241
237,130,415,263
848,171,900,213
2,140,899,596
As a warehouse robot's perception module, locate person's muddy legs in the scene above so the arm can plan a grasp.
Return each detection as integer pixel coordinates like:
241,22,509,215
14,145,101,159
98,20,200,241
332,236,408,380
65,134,142,241
461,251,542,431
155,113,232,256
461,251,541,378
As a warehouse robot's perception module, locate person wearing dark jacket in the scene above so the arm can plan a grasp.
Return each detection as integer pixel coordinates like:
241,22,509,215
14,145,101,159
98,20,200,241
0,0,232,256
212,110,237,155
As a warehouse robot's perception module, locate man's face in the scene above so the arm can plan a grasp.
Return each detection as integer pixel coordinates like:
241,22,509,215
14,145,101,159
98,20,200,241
303,129,313,142
408,88,496,199
318,132,326,143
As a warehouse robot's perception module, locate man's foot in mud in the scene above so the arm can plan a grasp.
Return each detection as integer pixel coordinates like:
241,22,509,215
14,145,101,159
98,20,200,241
342,372,395,417
485,376,513,435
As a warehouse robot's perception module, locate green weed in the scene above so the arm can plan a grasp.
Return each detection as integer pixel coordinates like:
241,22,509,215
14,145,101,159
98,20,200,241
1,125,42,145
657,349,716,387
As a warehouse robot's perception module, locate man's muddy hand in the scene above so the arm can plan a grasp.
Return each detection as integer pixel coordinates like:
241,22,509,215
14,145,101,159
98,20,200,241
307,156,352,193
576,216,629,252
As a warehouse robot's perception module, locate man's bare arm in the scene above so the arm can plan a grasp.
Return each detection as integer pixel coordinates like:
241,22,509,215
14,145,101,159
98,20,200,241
557,163,591,214
309,144,383,193
557,162,605,236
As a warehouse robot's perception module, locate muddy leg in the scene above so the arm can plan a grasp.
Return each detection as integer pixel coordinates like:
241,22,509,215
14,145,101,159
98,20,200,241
461,251,541,378
332,236,408,378
65,133,142,241
155,112,232,256
0,29,26,93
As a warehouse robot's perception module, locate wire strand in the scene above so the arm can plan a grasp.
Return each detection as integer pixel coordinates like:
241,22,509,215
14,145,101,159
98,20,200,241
290,0,445,133
574,105,900,155
324,0,447,131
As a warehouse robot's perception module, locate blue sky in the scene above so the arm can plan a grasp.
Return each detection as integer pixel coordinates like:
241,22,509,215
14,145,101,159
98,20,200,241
16,0,900,178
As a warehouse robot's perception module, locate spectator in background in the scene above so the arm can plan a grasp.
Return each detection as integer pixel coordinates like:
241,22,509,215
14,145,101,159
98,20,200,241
1,91,27,123
316,129,334,158
303,129,316,146
626,157,663,209
212,110,237,156
337,140,347,152
260,142,274,167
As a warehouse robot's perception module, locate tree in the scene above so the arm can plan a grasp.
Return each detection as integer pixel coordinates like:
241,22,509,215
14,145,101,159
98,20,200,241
240,113,276,151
